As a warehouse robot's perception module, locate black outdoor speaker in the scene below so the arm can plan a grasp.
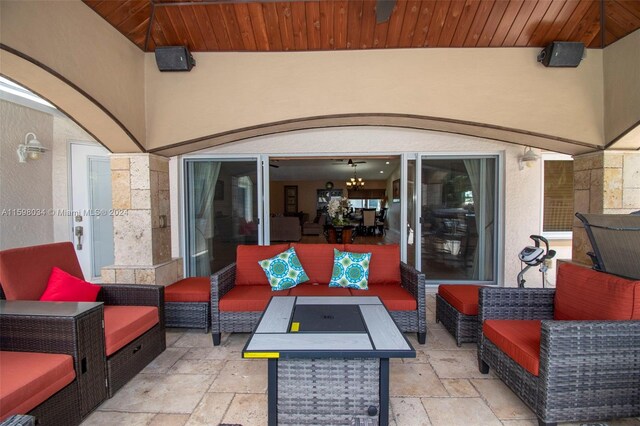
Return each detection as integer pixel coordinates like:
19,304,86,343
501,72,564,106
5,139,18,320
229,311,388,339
155,46,196,72
537,42,585,68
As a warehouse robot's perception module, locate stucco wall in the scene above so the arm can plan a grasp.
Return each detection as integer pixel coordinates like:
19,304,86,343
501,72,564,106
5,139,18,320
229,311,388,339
604,29,640,147
172,126,573,287
0,0,146,151
0,100,54,249
145,47,604,153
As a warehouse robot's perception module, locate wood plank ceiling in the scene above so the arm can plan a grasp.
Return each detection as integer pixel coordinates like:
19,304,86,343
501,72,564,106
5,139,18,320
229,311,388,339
84,0,640,52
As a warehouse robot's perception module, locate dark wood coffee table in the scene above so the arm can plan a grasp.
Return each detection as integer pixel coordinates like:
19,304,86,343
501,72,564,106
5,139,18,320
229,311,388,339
242,296,415,426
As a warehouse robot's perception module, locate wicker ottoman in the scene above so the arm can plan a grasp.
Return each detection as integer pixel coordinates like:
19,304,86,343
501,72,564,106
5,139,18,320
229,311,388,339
436,285,483,346
165,277,210,332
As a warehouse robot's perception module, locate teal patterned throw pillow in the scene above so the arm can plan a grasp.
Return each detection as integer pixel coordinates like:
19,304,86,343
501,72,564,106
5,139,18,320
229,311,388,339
329,248,372,290
258,247,309,291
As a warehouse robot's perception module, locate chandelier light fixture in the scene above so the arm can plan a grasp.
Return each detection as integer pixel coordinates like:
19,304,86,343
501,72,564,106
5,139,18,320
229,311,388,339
346,164,365,190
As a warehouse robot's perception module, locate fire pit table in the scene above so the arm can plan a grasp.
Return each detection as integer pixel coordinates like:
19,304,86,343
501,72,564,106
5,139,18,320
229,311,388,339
242,296,415,426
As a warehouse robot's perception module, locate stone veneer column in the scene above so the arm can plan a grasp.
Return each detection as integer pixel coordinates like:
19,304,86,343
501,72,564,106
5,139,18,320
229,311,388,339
101,154,183,286
572,151,640,265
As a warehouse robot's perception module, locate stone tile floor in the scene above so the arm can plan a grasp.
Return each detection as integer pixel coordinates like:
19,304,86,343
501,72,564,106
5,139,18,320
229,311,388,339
83,295,640,426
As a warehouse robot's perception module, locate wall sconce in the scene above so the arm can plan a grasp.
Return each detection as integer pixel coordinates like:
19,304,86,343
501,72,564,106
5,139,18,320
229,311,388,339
518,146,539,170
17,132,47,163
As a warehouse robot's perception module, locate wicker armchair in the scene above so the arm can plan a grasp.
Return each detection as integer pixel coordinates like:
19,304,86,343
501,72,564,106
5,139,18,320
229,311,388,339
0,242,166,398
477,281,640,426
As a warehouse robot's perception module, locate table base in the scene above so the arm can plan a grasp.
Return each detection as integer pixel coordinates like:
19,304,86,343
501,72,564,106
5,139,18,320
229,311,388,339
270,357,387,426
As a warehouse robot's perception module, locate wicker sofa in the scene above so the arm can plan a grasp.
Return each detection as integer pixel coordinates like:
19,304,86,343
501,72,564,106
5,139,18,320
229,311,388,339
477,262,640,426
0,242,166,398
211,243,426,345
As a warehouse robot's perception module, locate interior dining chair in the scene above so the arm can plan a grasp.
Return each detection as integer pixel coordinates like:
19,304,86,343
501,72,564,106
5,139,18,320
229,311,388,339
362,209,377,235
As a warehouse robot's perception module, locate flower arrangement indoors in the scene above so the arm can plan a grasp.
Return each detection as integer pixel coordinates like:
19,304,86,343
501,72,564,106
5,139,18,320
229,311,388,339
327,197,351,226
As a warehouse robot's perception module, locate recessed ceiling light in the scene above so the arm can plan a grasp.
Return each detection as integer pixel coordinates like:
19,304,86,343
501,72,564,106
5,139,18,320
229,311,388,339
379,171,384,174
385,161,390,165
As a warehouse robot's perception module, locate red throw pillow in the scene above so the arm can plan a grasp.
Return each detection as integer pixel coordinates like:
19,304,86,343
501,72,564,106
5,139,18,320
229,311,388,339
40,267,101,302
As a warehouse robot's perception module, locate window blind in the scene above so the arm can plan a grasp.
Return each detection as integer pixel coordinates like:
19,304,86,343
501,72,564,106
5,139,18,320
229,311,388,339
543,160,574,232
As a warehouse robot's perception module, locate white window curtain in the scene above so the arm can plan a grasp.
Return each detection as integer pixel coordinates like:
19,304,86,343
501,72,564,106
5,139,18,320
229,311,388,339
463,159,494,281
193,162,221,276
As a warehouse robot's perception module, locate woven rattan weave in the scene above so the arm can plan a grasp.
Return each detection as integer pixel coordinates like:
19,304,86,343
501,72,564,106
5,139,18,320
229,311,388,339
99,284,166,397
165,302,209,332
478,287,640,426
211,261,426,345
435,294,478,346
277,358,380,426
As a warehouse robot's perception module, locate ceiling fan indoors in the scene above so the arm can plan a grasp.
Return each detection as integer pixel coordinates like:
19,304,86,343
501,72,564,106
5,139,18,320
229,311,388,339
331,158,367,166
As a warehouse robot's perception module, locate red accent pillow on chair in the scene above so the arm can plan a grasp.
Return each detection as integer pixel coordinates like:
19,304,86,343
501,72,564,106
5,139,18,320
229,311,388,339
40,267,101,302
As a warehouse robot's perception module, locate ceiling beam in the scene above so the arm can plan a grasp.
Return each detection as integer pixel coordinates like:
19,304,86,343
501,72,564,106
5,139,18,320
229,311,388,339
144,1,156,51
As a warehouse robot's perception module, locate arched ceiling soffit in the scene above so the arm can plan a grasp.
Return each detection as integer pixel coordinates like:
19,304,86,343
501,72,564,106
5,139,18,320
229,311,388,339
605,122,640,151
0,46,144,154
149,113,604,158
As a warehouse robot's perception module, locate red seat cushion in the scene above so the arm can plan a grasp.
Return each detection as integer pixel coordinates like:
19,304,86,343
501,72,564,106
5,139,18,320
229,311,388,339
39,267,101,302
350,284,417,311
0,242,84,300
483,319,541,376
219,285,290,311
438,284,483,316
288,283,351,296
290,243,344,284
103,306,159,356
165,277,210,302
344,244,401,285
0,351,76,420
235,244,290,286
554,263,640,320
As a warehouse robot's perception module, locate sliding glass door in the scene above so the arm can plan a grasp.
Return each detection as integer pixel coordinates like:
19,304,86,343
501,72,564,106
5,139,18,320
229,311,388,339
184,159,261,277
419,156,498,282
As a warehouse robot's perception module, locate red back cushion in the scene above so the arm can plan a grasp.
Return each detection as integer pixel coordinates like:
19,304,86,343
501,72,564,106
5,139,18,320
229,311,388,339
290,243,344,284
235,244,290,286
40,267,101,302
0,242,84,300
344,244,401,285
554,263,640,320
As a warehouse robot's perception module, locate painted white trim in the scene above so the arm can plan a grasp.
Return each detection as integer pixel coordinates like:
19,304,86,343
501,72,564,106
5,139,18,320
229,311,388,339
415,154,422,272
175,156,185,277
497,151,506,287
543,231,573,240
400,154,409,262
259,155,268,245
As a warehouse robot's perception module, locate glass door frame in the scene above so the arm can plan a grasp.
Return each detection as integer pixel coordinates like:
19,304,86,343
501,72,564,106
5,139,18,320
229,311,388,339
180,154,266,277
177,151,420,276
413,152,505,286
